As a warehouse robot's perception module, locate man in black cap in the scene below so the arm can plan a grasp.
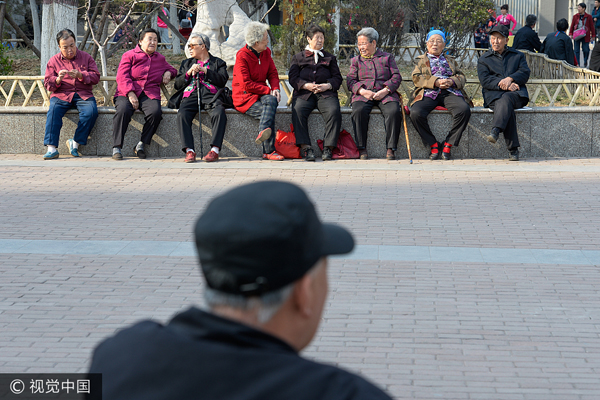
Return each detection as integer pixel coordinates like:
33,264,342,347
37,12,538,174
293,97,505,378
88,181,393,400
477,23,530,161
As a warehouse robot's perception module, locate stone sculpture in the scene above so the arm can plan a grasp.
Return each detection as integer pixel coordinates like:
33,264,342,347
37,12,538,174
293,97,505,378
186,0,253,67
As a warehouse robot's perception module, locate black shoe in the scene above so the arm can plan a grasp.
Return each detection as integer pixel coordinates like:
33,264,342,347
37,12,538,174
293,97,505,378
441,145,452,160
322,147,333,161
429,142,440,160
487,127,500,144
302,147,315,161
508,149,519,161
134,146,146,159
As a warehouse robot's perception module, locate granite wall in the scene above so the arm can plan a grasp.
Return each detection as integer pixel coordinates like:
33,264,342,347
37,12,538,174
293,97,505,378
1,106,599,159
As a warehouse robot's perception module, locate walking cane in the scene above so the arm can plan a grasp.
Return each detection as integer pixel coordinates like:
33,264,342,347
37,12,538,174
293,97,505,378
400,97,413,164
195,75,204,160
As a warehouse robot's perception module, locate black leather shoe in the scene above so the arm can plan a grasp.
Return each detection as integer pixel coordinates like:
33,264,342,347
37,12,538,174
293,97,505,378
134,146,146,159
302,147,315,161
508,149,519,161
487,127,500,144
441,145,452,160
429,142,440,160
322,147,333,161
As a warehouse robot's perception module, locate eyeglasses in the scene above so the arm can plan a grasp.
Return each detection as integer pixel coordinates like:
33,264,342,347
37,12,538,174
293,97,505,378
187,43,201,49
428,39,444,45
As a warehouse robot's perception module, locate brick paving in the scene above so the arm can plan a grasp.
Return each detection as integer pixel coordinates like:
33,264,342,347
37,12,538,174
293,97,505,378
1,155,600,399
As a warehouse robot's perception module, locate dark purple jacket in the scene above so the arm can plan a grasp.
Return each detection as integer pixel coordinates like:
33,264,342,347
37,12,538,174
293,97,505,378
346,49,402,104
288,50,342,100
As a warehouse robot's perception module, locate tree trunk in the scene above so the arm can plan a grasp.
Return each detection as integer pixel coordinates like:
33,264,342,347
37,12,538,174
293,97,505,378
29,0,41,50
91,0,110,59
0,1,6,42
41,0,77,74
5,12,41,57
81,0,102,51
170,0,180,55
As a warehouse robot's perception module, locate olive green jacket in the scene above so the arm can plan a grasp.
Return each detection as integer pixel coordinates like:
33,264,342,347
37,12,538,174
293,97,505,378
409,54,472,107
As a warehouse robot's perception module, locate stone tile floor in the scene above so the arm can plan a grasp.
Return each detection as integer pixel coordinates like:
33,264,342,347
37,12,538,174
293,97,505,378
1,155,600,399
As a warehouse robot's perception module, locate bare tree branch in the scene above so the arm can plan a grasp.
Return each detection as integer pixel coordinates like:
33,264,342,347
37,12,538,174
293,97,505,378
260,0,277,23
80,0,103,51
157,9,187,43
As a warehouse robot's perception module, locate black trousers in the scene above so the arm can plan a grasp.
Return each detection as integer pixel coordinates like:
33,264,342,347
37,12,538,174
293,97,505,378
351,100,401,150
177,94,227,153
489,92,528,150
113,92,162,148
410,91,471,147
292,94,341,148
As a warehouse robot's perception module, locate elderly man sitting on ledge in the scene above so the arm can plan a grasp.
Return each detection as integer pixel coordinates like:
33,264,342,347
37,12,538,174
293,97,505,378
477,24,530,161
43,29,100,160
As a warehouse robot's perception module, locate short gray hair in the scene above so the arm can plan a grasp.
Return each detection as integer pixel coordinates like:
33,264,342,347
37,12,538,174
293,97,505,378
204,283,294,324
245,21,270,46
357,27,379,43
189,33,210,51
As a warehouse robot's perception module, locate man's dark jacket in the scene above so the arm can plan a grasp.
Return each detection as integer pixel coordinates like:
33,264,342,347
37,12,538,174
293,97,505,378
541,31,575,66
477,46,530,108
167,53,228,109
88,307,394,400
512,25,541,52
288,50,343,100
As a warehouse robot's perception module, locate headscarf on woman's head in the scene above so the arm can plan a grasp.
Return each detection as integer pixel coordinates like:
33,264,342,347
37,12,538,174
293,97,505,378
426,29,446,42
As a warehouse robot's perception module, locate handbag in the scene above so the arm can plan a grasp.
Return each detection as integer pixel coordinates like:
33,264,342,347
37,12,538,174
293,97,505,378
573,16,587,40
317,129,360,159
207,87,234,109
274,124,301,159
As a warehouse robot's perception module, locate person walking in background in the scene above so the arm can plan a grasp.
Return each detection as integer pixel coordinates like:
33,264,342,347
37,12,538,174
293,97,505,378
42,29,100,160
496,4,517,36
347,27,402,160
410,30,472,161
541,19,575,66
288,24,343,162
168,33,228,163
512,14,541,52
474,10,496,49
477,24,530,162
569,3,595,67
232,21,284,161
112,28,177,160
156,6,171,50
592,0,600,40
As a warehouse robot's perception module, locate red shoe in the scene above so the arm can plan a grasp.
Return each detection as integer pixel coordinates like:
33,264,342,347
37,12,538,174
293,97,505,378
184,150,196,163
204,150,219,162
262,151,284,161
255,128,272,144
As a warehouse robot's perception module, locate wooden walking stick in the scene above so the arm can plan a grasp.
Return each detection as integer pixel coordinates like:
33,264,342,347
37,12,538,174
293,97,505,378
195,75,204,160
400,98,413,164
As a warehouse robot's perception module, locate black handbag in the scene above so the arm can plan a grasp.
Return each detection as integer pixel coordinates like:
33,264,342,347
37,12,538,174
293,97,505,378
208,87,234,109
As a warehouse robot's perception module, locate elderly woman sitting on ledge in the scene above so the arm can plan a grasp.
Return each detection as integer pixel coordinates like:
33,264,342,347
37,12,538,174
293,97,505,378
409,30,471,161
346,27,402,160
232,21,283,161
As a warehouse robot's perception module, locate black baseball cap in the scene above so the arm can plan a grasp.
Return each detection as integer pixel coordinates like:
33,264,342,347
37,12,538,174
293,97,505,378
490,24,509,38
194,181,354,296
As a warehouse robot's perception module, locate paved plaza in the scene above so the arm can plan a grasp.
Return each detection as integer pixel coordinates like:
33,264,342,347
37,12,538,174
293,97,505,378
1,155,600,399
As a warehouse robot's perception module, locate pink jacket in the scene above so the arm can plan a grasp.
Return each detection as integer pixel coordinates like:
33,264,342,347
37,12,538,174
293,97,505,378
497,14,517,35
115,45,177,100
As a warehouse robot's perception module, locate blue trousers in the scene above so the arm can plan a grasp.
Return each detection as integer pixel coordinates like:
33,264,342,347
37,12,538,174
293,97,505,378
44,94,98,147
574,39,590,66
